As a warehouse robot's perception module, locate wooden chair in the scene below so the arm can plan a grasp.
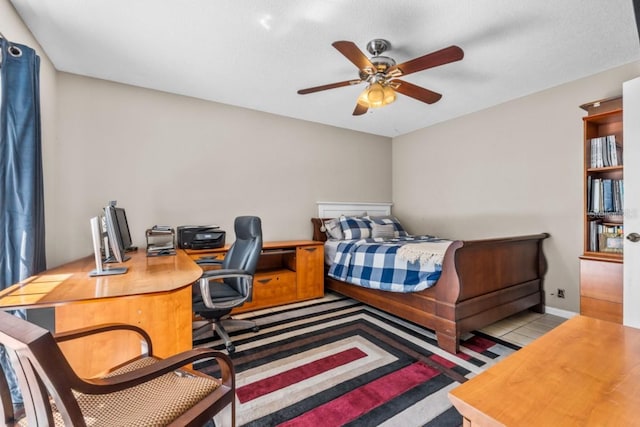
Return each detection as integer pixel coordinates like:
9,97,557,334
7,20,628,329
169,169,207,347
0,354,17,425
0,311,235,426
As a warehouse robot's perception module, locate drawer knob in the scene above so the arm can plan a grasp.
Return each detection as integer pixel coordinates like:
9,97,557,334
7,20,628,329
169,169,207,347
257,278,272,284
304,247,317,253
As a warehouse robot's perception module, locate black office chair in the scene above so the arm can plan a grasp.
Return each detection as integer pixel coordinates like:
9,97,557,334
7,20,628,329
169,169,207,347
192,216,262,354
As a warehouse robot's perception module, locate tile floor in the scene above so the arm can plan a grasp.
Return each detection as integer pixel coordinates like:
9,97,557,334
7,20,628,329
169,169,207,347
479,310,568,347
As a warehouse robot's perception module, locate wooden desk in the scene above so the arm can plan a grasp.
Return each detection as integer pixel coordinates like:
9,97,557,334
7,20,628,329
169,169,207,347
186,240,324,313
449,316,640,426
0,250,202,378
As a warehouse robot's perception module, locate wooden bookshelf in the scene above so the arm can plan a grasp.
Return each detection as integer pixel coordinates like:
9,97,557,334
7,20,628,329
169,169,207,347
579,97,623,323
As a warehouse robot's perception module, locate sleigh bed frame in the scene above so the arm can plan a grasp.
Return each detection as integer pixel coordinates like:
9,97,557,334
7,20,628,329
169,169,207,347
311,215,549,354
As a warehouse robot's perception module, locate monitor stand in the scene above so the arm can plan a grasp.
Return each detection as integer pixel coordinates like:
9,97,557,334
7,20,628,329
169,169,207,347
103,254,131,263
89,266,127,277
88,216,128,277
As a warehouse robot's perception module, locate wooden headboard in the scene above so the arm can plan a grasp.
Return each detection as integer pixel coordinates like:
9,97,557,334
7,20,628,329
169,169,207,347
312,201,393,241
311,218,330,242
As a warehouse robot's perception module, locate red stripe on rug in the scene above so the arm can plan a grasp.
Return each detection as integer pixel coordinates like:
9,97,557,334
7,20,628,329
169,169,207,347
429,353,458,368
456,351,471,361
278,362,440,426
237,347,367,403
463,335,496,353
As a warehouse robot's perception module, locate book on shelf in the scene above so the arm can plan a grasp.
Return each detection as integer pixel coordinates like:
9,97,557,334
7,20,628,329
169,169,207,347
591,178,602,213
587,175,592,212
589,135,621,168
589,220,598,252
608,135,619,166
602,179,613,213
612,180,624,213
588,178,623,214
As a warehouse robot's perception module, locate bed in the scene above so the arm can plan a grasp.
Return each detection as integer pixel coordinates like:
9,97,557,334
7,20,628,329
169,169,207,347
311,202,550,354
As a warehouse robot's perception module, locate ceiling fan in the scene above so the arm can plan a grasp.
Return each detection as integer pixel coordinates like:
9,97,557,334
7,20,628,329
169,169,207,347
297,39,464,116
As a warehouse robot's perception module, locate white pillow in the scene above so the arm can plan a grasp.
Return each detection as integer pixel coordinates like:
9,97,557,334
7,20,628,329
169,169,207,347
366,215,409,237
323,218,344,240
371,223,396,239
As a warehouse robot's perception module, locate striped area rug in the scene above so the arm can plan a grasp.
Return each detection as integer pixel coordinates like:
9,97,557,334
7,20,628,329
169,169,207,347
194,293,520,427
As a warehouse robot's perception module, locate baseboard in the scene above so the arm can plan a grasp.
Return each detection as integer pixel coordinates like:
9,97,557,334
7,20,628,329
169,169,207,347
545,306,578,319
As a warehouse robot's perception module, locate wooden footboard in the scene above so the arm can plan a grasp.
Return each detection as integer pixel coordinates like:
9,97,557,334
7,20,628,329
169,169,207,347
432,233,549,353
313,218,549,354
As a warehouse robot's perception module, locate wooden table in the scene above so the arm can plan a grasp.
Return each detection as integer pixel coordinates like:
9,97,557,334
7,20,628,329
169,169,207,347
449,315,640,426
0,250,202,378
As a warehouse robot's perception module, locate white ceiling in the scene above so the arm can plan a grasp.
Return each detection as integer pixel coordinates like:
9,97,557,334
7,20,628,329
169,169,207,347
9,0,640,137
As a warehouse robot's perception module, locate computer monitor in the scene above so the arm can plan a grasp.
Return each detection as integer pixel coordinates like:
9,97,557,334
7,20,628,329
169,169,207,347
113,206,134,252
104,205,130,263
89,216,127,277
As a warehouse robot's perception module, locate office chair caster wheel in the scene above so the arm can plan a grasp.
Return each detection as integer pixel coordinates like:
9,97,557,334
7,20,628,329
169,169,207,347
226,344,235,354
252,325,260,333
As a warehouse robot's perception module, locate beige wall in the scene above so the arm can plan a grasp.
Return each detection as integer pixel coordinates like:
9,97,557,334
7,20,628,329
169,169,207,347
392,61,640,312
0,0,58,268
54,74,391,265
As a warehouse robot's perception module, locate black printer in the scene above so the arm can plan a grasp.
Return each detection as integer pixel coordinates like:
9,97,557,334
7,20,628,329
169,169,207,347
177,225,225,250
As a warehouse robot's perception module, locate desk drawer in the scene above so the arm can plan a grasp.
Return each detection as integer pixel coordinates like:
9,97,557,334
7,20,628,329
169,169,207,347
233,269,297,313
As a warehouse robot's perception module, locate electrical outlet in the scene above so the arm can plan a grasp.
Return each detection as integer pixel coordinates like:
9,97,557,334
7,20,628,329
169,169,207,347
557,288,565,299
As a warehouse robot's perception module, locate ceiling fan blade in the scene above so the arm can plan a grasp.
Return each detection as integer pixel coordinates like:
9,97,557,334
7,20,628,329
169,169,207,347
353,102,368,116
393,80,442,104
388,45,464,77
297,79,360,95
332,41,375,71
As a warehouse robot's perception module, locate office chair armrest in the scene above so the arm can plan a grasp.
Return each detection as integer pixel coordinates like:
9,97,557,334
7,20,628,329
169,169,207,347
199,269,254,310
54,323,154,356
73,348,234,394
195,257,223,266
200,268,251,280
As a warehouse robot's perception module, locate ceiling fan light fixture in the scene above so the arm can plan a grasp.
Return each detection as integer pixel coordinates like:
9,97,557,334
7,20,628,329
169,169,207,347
367,82,385,108
359,82,396,109
383,84,396,105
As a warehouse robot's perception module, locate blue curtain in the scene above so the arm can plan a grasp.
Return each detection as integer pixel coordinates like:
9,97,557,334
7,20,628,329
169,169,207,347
0,37,46,287
0,37,46,410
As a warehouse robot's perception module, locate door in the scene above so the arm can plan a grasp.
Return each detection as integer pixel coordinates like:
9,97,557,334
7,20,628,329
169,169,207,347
623,76,640,328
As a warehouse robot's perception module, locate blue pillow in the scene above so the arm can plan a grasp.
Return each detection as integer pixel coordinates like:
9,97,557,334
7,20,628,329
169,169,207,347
366,216,408,237
339,216,372,240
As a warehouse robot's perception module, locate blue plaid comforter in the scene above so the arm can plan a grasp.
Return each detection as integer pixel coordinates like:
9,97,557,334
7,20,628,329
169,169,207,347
328,236,452,293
